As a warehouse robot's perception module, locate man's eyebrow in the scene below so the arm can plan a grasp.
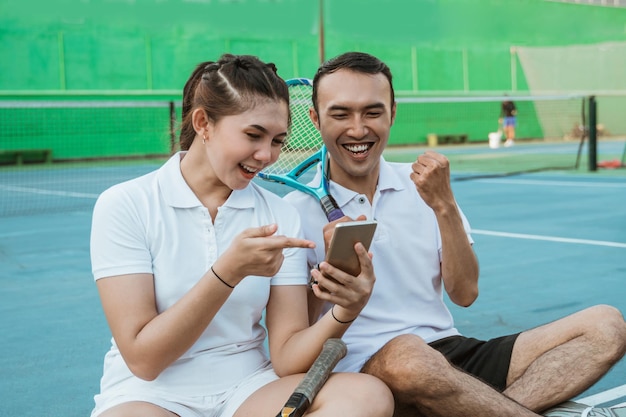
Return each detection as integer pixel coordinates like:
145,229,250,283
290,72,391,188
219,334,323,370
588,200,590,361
328,104,350,112
364,102,386,110
327,102,386,111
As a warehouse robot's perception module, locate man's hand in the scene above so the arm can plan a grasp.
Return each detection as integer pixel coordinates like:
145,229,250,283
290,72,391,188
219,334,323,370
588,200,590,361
410,151,456,213
321,214,368,254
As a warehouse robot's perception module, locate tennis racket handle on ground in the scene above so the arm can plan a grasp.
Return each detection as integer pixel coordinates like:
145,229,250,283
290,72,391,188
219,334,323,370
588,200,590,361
320,195,344,222
276,338,348,417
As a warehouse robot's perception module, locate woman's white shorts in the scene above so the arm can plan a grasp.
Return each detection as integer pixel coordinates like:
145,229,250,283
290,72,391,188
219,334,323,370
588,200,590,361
91,365,279,417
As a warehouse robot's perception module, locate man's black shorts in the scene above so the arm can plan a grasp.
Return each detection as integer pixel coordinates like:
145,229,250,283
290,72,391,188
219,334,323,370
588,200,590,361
428,333,520,392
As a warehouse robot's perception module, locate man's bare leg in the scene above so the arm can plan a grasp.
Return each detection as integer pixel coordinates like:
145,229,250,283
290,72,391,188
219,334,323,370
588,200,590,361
361,334,541,417
505,305,626,412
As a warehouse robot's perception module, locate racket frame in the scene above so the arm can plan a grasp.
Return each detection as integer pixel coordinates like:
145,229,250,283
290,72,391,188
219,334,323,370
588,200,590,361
257,78,344,221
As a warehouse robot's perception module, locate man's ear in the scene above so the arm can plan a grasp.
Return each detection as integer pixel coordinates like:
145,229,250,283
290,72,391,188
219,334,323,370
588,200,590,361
192,108,211,138
309,107,321,131
390,102,397,127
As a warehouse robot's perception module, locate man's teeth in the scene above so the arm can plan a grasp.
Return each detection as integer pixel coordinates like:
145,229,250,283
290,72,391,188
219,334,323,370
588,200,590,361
344,144,370,153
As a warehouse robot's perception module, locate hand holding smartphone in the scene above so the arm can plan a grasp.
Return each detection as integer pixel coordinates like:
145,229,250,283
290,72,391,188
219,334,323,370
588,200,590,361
325,220,377,276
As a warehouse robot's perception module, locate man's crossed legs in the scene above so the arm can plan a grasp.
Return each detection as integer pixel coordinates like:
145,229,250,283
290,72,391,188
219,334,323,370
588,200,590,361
362,305,626,417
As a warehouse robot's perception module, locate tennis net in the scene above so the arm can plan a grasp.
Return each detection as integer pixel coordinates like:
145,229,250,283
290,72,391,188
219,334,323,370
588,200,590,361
0,99,177,217
389,94,592,178
1,94,620,217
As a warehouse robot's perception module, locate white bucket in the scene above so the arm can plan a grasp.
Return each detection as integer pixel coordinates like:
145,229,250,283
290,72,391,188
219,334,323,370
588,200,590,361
488,131,502,149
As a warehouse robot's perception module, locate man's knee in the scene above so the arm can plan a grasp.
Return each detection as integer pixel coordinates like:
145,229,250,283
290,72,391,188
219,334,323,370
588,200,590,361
361,334,452,396
585,305,626,359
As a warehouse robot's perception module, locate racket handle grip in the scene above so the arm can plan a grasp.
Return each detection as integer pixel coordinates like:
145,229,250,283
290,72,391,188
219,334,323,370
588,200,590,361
320,195,344,222
297,338,347,400
276,338,347,417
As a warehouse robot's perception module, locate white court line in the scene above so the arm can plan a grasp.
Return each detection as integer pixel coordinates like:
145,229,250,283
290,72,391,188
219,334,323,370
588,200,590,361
475,179,626,188
472,229,626,248
0,185,99,199
578,384,626,406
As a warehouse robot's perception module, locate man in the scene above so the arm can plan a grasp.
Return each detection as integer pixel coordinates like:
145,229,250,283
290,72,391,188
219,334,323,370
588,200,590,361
284,51,626,417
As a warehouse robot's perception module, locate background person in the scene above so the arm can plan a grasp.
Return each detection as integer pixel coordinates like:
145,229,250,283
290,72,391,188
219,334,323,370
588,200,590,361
89,53,394,417
500,98,517,147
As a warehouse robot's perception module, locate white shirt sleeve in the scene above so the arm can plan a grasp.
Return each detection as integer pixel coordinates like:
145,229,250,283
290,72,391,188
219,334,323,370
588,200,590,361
90,183,153,280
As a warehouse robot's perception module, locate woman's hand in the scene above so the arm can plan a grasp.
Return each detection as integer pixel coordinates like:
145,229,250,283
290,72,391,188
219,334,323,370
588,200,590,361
214,223,315,286
310,241,375,321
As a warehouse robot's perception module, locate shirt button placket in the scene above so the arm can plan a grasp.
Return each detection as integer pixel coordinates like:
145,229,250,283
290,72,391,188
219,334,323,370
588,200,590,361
201,208,217,266
207,224,217,262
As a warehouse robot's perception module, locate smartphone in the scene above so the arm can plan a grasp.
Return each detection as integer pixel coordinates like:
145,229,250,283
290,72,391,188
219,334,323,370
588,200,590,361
325,220,378,276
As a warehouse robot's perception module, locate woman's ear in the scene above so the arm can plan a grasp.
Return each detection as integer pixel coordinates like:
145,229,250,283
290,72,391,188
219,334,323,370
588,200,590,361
191,108,211,141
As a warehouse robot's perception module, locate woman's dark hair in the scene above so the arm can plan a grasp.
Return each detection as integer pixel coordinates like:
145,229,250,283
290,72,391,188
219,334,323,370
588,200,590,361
179,53,289,150
311,52,395,113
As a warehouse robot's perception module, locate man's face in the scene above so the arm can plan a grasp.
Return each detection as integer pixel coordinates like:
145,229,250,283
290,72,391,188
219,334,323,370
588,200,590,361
311,69,396,185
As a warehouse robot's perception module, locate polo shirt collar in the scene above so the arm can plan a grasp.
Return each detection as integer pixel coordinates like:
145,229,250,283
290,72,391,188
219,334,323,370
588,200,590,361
320,156,407,207
157,152,256,209
377,156,407,192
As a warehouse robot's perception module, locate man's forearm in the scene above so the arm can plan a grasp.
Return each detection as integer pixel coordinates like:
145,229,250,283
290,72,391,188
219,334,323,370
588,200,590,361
436,207,479,307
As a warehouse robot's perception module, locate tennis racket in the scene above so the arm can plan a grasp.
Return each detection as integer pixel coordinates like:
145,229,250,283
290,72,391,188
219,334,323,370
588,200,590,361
257,78,344,222
276,338,347,417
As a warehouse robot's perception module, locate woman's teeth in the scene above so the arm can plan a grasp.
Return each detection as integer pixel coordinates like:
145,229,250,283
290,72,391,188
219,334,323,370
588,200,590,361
240,164,258,174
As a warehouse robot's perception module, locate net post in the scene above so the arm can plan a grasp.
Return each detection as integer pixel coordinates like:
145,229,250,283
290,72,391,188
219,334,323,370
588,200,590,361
169,101,177,155
588,96,597,172
318,0,325,64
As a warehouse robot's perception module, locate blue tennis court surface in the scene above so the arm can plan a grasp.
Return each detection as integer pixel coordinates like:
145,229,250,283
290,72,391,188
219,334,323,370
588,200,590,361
448,173,626,408
1,147,624,416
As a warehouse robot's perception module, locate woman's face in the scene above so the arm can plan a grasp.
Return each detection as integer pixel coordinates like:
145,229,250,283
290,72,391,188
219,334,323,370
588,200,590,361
205,99,289,190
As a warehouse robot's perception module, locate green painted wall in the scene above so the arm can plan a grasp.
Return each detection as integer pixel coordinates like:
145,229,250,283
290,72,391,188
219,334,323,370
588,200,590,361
1,0,625,158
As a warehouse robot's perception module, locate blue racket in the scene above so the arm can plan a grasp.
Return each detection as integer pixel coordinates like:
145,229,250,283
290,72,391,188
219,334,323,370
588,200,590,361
257,78,344,222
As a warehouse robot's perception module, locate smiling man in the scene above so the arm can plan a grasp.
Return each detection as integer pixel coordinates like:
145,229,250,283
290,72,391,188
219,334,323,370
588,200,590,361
283,51,626,417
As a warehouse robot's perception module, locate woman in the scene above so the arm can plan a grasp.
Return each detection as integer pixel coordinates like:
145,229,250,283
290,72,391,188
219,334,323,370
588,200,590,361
89,53,394,417
499,99,517,147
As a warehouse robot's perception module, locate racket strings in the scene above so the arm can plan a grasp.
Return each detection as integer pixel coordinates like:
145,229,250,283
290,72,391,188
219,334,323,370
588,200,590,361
263,84,323,176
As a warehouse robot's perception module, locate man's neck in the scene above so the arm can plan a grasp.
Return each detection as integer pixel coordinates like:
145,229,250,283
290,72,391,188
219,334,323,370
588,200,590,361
328,161,380,204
